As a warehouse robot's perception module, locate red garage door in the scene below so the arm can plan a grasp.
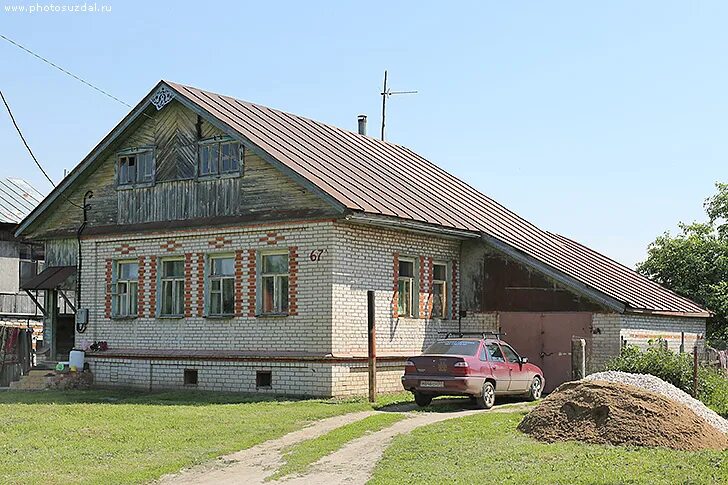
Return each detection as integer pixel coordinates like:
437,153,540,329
499,312,592,393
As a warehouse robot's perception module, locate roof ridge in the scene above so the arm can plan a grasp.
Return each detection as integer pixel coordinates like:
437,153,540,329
165,80,411,149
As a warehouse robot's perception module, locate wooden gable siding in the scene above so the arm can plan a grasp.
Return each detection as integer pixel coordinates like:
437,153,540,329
153,101,197,181
24,100,335,239
116,149,329,224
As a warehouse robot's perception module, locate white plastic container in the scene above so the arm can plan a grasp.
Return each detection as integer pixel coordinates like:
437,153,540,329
69,350,85,371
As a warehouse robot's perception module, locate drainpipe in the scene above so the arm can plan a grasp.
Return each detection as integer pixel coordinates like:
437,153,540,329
75,190,93,334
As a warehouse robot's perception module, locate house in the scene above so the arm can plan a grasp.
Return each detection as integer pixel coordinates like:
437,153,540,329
14,81,709,396
0,178,45,385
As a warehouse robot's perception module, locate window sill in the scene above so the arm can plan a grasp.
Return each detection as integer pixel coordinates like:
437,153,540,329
111,316,137,321
158,315,184,319
116,182,154,190
197,172,241,181
205,314,235,320
256,312,289,318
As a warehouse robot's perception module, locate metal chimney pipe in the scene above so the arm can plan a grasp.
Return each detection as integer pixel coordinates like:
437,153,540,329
357,115,367,135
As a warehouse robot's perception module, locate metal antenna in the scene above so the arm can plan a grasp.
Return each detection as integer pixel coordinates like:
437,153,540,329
380,70,417,141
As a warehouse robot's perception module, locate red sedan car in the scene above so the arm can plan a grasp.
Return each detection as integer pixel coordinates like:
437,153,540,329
401,333,545,408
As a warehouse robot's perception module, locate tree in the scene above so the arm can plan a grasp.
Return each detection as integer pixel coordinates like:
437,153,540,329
637,183,728,341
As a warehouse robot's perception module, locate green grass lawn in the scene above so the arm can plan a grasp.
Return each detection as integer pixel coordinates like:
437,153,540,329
271,412,406,480
370,410,728,485
0,389,373,485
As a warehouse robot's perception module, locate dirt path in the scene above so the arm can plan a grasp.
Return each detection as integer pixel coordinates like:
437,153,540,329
160,411,376,485
161,402,532,485
280,402,531,485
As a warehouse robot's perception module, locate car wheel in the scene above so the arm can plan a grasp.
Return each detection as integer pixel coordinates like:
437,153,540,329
476,381,496,409
527,376,543,401
414,392,433,407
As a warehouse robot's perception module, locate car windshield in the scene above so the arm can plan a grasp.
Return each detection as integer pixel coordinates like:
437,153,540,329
424,340,480,356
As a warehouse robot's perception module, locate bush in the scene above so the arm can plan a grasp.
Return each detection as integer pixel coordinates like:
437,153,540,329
605,342,728,417
699,368,728,417
605,344,695,393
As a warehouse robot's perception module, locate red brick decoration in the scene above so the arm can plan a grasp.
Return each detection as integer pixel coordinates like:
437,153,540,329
234,250,244,317
104,259,113,319
451,259,459,319
196,253,205,317
424,258,435,319
208,236,232,249
160,240,182,252
137,256,146,317
418,256,426,318
392,252,399,318
148,256,158,318
258,232,286,245
184,253,193,317
289,246,299,316
246,249,257,317
115,243,136,255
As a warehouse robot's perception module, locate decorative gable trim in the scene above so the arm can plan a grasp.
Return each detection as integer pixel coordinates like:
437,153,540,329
150,86,175,110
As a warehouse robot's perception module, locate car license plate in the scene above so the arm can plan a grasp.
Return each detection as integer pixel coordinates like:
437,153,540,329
420,380,444,388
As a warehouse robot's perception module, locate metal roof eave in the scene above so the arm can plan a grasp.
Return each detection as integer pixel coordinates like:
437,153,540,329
345,212,480,239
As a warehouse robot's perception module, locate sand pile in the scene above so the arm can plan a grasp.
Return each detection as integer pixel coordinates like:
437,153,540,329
518,380,728,451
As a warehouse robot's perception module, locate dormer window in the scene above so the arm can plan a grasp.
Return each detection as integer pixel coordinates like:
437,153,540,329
118,150,154,186
198,139,241,177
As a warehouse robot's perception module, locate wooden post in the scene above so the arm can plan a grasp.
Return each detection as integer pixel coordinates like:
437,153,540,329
693,345,699,397
571,338,586,380
367,290,377,402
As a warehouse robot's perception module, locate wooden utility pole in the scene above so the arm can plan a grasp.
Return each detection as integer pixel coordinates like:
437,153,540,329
693,345,699,396
368,290,377,402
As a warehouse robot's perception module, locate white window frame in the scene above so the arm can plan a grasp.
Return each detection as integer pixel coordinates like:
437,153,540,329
207,254,235,317
259,250,289,315
398,257,416,318
431,262,448,319
118,148,155,187
198,138,242,177
159,258,185,317
112,260,139,318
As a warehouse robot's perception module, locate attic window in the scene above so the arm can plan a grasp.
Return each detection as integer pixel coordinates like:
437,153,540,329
198,139,241,177
118,150,154,186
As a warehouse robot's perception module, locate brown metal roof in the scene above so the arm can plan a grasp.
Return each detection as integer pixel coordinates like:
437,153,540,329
21,266,76,291
165,82,706,316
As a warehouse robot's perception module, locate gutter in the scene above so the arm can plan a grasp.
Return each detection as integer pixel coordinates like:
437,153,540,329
624,308,712,319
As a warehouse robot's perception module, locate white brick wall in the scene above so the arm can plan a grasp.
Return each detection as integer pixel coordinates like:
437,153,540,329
621,314,705,353
589,312,706,373
77,220,477,397
88,357,333,396
78,221,335,354
329,222,462,357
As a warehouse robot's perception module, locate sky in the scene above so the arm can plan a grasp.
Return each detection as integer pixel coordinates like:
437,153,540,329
0,1,725,268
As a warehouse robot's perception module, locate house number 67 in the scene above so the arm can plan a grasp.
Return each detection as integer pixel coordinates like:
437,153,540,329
309,249,327,262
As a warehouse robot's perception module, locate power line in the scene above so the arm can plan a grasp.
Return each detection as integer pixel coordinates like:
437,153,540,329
0,89,83,209
0,33,134,110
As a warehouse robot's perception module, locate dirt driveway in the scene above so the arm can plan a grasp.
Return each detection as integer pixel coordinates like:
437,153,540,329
161,401,531,485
